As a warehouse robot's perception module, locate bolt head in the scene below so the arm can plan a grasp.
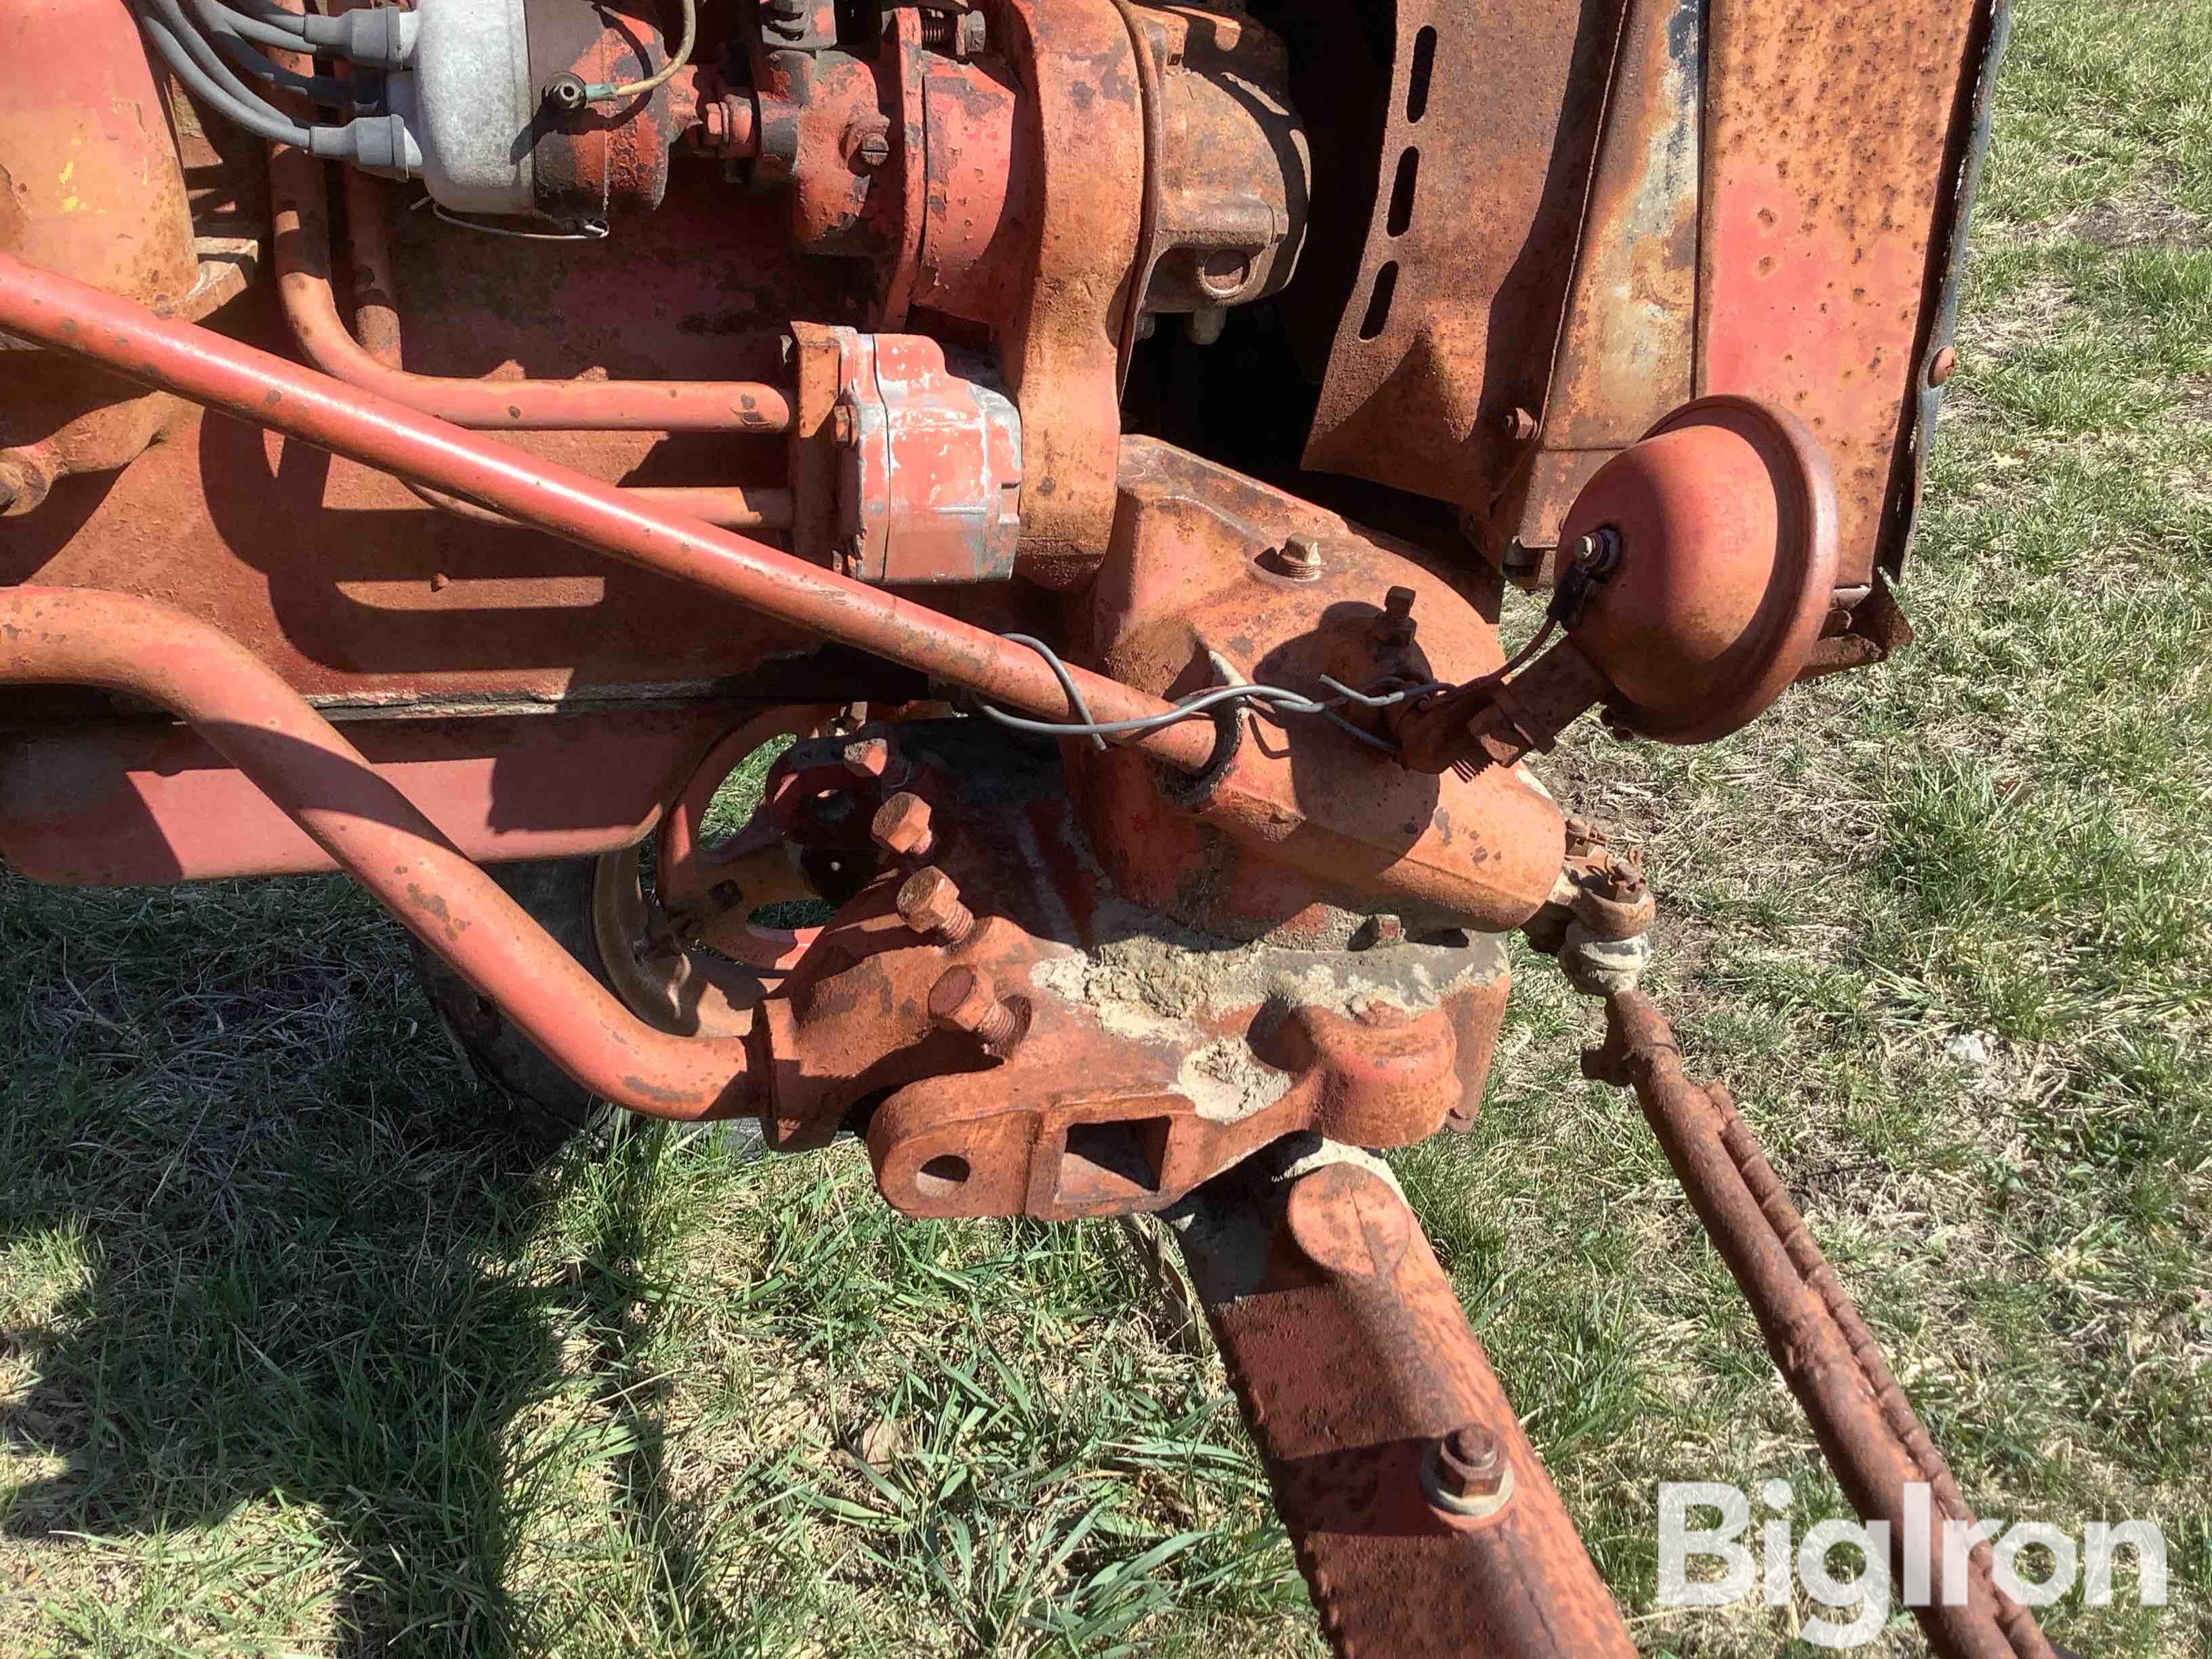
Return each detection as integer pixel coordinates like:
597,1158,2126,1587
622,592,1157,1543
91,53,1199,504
873,792,935,858
1929,344,1958,386
1599,848,1647,901
928,963,998,1033
844,736,895,781
1502,405,1538,442
1376,585,1418,647
844,120,893,169
897,866,963,935
1436,1425,1505,1498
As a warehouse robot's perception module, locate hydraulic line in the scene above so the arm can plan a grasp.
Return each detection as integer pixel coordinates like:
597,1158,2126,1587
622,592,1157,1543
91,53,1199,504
338,168,784,532
0,250,1222,775
0,586,756,1122
273,151,796,434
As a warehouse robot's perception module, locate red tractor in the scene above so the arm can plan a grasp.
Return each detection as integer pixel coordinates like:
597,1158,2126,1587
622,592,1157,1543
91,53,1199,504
1,0,2047,1652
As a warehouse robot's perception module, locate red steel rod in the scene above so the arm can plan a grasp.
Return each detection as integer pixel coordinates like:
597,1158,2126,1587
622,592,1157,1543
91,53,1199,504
0,586,756,1122
269,146,794,434
0,251,1220,774
404,478,794,532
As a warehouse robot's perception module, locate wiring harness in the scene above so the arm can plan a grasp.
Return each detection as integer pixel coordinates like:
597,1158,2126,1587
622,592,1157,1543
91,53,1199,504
129,0,413,166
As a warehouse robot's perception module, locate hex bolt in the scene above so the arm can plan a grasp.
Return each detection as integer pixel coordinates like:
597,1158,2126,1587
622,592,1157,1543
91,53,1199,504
844,735,896,782
1563,813,1606,854
1278,533,1325,581
899,867,975,947
1434,1424,1506,1502
929,963,1023,1052
873,792,937,860
956,9,987,54
1377,585,1418,647
1929,344,1958,386
1502,405,1538,442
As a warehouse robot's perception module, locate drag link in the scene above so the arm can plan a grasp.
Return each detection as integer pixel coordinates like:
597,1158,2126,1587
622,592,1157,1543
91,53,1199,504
1584,990,2056,1659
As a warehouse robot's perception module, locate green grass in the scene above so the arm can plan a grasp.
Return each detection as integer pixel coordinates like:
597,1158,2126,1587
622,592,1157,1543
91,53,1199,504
5,1,2212,1652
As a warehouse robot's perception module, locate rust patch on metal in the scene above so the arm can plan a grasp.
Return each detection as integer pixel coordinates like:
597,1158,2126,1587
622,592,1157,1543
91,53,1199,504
1698,0,1986,589
1300,0,1629,516
1489,0,1700,577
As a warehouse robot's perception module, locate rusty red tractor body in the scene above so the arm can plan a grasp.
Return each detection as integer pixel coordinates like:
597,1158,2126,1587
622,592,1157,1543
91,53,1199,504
0,0,2041,1652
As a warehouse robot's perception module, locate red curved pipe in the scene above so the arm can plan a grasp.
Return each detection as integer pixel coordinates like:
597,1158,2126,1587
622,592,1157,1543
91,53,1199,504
0,249,1220,773
0,585,756,1122
270,145,794,434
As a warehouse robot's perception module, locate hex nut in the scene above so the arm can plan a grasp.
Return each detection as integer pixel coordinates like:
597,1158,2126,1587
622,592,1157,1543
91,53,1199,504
844,735,895,781
1425,1422,1515,1520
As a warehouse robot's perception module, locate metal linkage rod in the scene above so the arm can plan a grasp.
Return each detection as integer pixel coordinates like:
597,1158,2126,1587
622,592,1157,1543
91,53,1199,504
0,250,1220,774
1584,990,2057,1659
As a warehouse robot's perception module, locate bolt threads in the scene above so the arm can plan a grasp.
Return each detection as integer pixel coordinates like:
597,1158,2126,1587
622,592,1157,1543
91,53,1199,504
916,9,958,48
1278,532,1324,580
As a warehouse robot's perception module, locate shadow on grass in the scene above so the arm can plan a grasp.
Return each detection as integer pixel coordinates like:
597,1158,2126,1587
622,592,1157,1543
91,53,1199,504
0,870,724,1656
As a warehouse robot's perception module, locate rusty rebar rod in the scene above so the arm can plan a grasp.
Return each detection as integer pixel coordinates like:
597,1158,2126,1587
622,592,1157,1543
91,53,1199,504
0,249,1220,775
1584,989,2055,1659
